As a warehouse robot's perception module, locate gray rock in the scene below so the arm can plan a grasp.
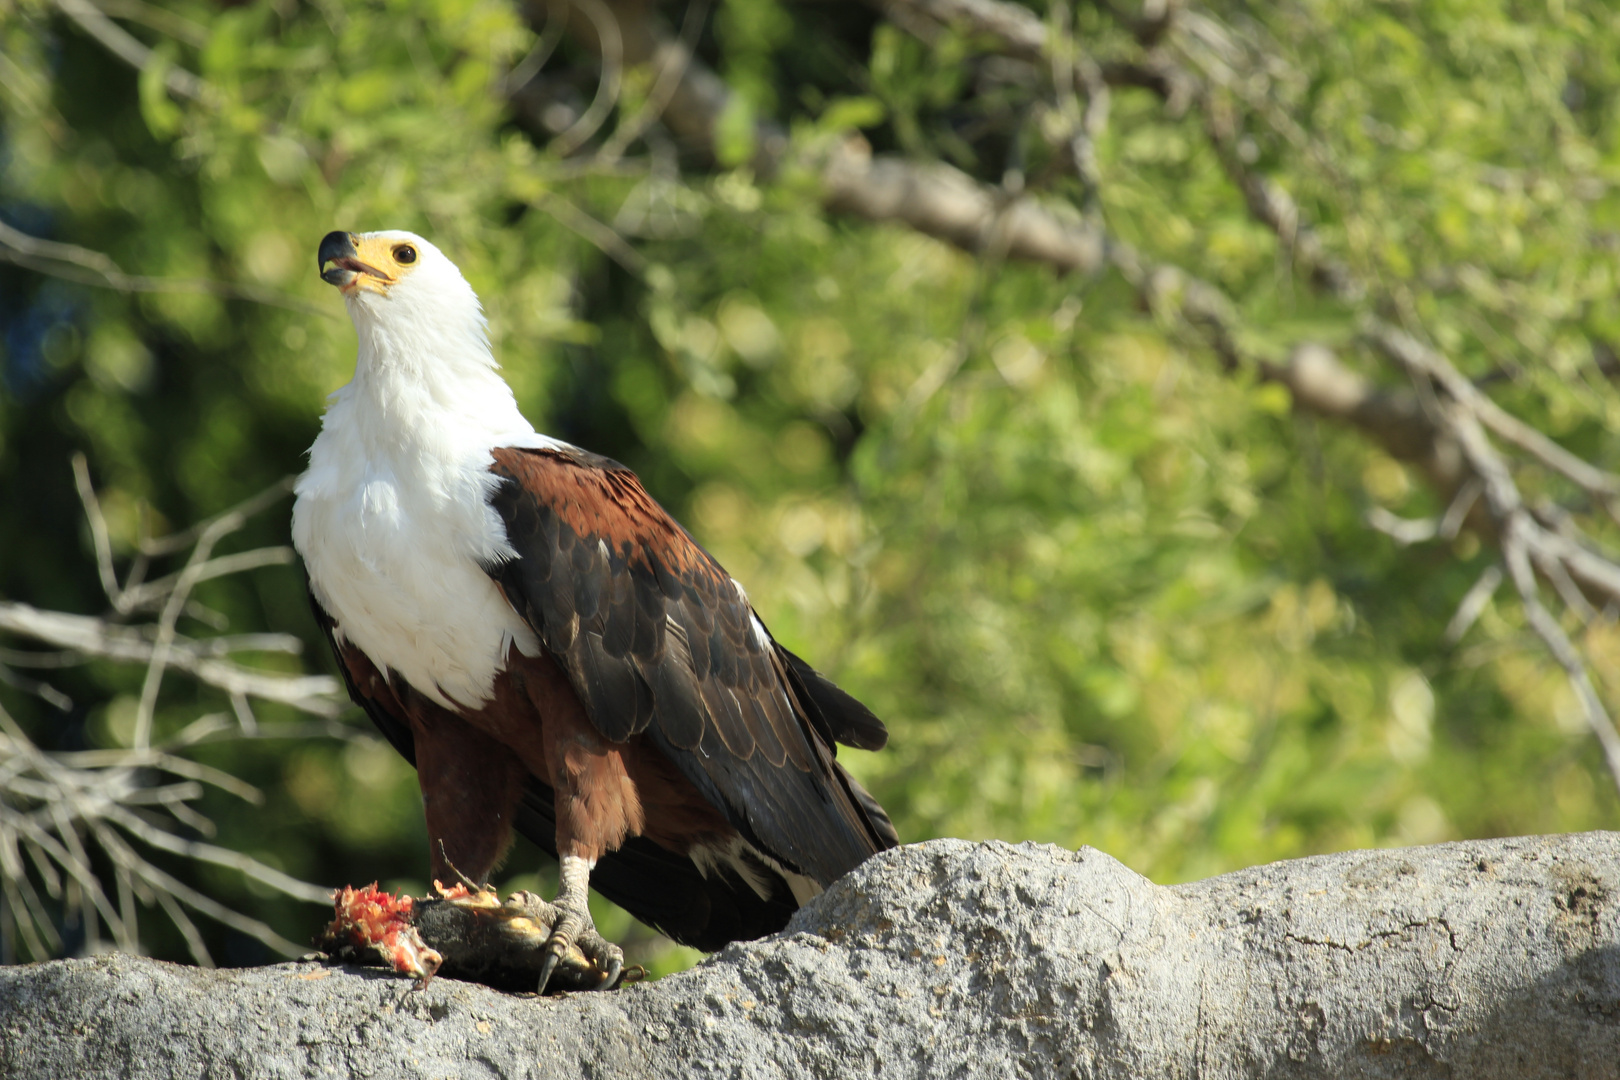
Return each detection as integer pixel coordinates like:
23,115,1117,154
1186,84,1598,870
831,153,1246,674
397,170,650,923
2,833,1617,1078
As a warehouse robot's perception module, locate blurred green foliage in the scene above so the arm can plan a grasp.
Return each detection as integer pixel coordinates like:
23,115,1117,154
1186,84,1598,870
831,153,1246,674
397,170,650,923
3,0,1619,973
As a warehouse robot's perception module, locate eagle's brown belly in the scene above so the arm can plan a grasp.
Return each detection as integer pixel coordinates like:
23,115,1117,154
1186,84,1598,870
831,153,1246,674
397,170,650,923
335,637,733,883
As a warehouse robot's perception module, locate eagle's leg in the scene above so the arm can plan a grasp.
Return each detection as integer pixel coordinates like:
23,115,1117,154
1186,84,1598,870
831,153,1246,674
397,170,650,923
533,853,623,993
410,701,528,886
518,653,640,992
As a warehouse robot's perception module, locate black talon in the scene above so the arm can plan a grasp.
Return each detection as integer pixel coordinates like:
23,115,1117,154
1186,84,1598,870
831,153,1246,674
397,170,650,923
536,950,562,995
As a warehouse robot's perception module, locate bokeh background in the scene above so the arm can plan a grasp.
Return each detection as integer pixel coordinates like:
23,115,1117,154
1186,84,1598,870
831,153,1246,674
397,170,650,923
4,0,1620,975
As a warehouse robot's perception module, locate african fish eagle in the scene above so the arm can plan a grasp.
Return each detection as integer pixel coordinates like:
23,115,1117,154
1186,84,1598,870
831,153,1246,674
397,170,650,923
292,230,897,990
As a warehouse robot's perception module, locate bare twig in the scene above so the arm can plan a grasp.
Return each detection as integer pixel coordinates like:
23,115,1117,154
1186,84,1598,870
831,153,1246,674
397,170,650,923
99,804,331,905
1357,369,1620,789
0,666,72,711
596,0,709,164
0,46,71,144
52,0,216,104
71,453,124,608
116,548,297,616
1365,508,1438,547
535,193,649,276
51,750,261,803
0,603,341,714
92,0,208,47
1505,526,1620,791
1365,323,1620,514
0,221,329,316
138,476,299,558
548,0,624,156
1199,91,1362,302
89,819,310,957
502,0,568,96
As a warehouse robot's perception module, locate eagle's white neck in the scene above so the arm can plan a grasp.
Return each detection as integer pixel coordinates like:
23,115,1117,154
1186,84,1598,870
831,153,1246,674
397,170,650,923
292,235,554,709
344,272,535,457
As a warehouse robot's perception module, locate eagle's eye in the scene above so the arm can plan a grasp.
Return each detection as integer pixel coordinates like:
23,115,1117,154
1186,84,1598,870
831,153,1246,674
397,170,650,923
394,244,418,265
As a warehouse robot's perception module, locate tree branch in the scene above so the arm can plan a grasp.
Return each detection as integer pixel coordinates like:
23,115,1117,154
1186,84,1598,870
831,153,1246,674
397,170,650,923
820,143,1105,273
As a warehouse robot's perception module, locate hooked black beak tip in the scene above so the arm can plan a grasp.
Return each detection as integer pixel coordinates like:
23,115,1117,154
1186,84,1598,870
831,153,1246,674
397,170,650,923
318,231,358,287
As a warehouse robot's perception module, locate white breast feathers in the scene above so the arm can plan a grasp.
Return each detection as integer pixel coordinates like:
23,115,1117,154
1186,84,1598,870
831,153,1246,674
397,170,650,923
291,231,564,709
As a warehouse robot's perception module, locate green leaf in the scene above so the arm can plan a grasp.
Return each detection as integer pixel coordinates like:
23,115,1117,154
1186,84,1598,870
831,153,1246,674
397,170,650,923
715,94,757,168
137,42,183,139
819,96,885,134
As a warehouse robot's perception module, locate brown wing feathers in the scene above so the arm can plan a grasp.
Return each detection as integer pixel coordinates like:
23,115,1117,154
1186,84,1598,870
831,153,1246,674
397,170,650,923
485,445,892,886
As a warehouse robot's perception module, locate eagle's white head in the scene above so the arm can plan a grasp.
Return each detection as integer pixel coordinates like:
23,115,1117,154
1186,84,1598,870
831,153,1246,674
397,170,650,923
316,229,495,381
317,228,467,302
